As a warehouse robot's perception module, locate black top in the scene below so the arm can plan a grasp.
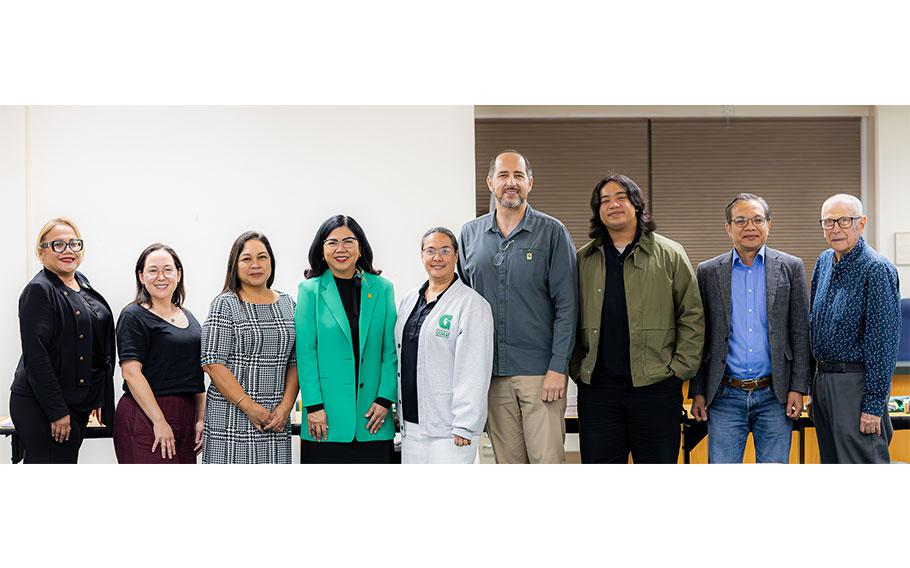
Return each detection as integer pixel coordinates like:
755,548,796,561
306,274,391,413
592,233,638,384
334,275,362,378
116,303,205,397
400,276,457,424
11,269,116,423
76,289,114,408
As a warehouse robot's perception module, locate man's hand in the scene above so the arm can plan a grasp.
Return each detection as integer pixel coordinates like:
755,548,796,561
540,371,567,402
690,395,708,422
859,412,882,436
786,391,804,420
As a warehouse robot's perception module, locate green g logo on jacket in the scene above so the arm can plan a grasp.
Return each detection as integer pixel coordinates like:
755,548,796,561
435,314,453,338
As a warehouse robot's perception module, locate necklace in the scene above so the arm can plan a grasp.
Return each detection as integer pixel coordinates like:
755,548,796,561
147,303,179,323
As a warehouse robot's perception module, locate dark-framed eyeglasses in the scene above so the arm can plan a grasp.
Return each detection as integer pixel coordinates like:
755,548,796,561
422,246,454,258
40,239,84,254
493,239,516,267
731,216,767,228
819,216,860,230
324,237,359,250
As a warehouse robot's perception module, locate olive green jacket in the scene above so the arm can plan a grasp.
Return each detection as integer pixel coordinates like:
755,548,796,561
570,231,704,387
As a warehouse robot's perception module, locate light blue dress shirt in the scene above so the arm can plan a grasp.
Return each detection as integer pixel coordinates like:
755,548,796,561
726,246,772,379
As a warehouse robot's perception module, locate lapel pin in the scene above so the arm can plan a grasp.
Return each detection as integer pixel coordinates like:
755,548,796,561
368,293,372,299
526,252,533,261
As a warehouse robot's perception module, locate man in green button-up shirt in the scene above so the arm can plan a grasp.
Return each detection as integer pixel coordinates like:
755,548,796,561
570,174,704,463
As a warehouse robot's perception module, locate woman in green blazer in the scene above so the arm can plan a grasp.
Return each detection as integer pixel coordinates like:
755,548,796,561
295,215,398,463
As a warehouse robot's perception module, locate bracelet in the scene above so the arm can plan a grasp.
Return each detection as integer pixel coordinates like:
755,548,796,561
235,394,246,406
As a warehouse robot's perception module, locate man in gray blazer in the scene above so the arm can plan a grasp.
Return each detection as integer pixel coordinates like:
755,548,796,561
689,193,811,463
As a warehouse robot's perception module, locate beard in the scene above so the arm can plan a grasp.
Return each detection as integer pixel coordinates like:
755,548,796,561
496,191,526,209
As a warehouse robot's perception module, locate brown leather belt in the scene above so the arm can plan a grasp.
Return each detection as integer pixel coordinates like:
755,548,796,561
722,375,772,391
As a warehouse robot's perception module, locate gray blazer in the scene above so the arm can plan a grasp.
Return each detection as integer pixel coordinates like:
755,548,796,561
689,247,811,406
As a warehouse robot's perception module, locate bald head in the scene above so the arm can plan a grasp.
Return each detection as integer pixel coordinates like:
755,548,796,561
821,194,863,217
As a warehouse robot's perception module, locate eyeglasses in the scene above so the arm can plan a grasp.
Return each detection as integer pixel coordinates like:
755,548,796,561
324,237,358,250
144,266,178,279
493,239,516,267
731,216,767,228
819,216,860,230
40,239,84,253
422,246,454,258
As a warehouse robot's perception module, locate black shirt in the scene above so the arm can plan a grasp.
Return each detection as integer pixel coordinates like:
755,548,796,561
306,274,391,413
334,275,362,378
116,303,205,397
400,276,457,424
592,233,638,384
76,289,114,411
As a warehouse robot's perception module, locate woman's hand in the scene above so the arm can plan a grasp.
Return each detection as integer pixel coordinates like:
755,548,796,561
50,414,71,443
365,403,388,435
308,409,328,441
240,400,271,431
454,435,471,447
152,419,176,459
264,402,292,432
193,419,205,454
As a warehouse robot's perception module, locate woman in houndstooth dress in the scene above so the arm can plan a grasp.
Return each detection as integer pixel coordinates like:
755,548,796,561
201,231,299,464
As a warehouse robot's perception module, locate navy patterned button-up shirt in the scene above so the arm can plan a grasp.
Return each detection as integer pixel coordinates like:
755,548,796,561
809,237,902,416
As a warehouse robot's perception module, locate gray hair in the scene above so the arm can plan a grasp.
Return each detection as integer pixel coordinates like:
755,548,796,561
724,193,771,223
420,226,458,253
822,193,863,217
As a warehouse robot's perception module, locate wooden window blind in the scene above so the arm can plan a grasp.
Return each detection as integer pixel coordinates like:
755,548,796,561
474,119,650,248
650,117,861,280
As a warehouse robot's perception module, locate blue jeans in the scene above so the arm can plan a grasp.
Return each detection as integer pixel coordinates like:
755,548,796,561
707,383,792,463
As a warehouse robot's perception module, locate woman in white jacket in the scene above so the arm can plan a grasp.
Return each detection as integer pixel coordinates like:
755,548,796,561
395,227,494,464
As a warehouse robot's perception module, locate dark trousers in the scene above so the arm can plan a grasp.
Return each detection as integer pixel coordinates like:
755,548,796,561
113,393,198,464
813,370,892,464
577,377,683,464
300,439,394,464
9,392,91,464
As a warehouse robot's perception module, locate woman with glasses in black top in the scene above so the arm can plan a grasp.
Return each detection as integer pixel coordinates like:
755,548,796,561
113,243,206,463
9,217,115,463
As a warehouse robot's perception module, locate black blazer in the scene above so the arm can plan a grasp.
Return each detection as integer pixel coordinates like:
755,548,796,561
10,268,116,427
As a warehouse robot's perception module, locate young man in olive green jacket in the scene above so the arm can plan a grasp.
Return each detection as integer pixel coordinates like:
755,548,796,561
570,174,704,463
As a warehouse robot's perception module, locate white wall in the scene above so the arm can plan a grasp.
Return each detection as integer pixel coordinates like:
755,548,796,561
0,107,28,432
1,106,476,463
874,106,910,298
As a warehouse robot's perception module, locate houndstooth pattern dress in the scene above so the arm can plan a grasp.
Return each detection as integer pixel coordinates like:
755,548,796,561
201,291,297,464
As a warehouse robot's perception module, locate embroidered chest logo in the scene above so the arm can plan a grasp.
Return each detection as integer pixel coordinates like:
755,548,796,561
435,314,453,338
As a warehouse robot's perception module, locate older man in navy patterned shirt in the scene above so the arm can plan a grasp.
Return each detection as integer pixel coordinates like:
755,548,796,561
809,194,902,463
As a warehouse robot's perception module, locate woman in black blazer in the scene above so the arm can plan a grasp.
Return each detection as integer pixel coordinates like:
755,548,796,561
9,218,115,463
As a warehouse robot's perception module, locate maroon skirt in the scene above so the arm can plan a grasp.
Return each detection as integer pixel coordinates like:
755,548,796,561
113,393,198,464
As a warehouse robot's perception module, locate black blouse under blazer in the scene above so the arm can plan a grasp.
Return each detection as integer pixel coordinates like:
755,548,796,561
11,268,116,427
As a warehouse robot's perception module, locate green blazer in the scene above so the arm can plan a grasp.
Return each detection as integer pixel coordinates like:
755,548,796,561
295,270,398,442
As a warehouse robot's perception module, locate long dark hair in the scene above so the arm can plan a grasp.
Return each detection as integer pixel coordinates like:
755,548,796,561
222,231,276,293
305,215,381,279
134,243,185,306
588,174,656,250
